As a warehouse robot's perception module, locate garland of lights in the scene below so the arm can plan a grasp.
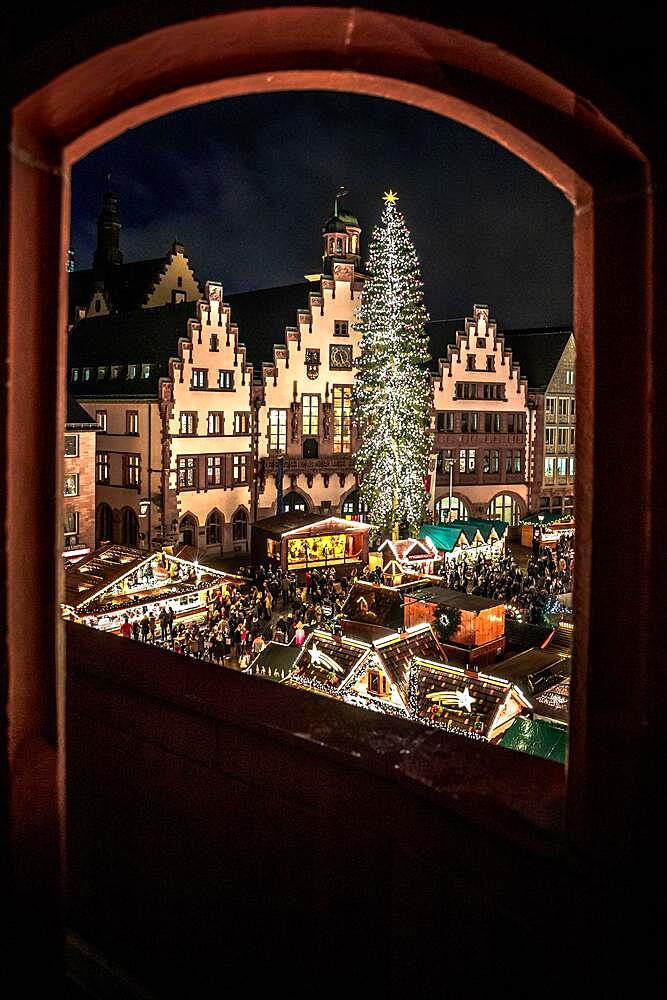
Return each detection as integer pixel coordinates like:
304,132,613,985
353,191,433,536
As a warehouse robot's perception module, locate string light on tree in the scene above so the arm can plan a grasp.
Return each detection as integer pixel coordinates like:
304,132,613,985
353,190,433,537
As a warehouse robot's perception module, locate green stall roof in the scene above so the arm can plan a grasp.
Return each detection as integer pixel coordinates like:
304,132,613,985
500,717,568,763
522,512,574,526
419,524,467,553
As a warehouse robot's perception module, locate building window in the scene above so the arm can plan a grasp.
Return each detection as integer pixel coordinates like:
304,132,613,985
96,410,107,432
172,290,186,304
487,493,521,526
507,413,516,433
233,455,248,484
434,495,468,523
123,455,140,488
484,413,502,434
302,394,319,437
565,369,575,385
483,450,500,474
459,448,475,473
341,489,369,522
64,435,78,457
210,333,219,352
436,448,454,474
544,457,555,479
218,370,234,390
141,364,151,379
96,451,110,484
97,366,107,380
234,412,249,435
545,427,556,450
126,411,139,435
205,511,222,546
180,412,196,435
268,409,287,453
127,365,137,379
177,456,197,490
111,365,122,379
191,368,207,389
486,355,496,372
570,427,576,447
570,397,576,417
545,396,556,418
505,451,513,474
232,508,248,541
558,427,568,448
466,354,476,371
513,450,522,473
436,412,445,433
334,320,349,337
558,397,569,419
283,490,307,513
206,455,224,487
461,412,478,433
64,510,79,538
557,457,568,479
64,473,78,497
569,457,576,477
83,368,93,382
208,412,223,435
71,368,79,382
333,385,352,453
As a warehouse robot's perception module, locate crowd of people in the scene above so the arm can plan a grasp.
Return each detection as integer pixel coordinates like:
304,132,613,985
113,531,574,662
438,531,574,624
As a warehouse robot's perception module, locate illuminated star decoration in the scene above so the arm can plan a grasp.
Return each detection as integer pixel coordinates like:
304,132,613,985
308,641,344,674
427,686,476,713
455,686,475,713
382,189,399,204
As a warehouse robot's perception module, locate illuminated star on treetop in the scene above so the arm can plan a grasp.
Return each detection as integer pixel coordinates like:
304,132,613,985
382,189,399,204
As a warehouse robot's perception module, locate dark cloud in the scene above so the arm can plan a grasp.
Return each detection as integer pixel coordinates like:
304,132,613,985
71,91,572,328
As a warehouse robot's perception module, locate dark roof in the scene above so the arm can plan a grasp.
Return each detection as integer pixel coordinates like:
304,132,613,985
426,319,572,390
373,625,444,707
499,328,572,391
492,648,569,695
505,619,554,652
413,657,524,737
323,217,348,234
225,282,311,368
499,717,567,762
247,641,300,681
253,511,332,537
343,581,405,630
291,629,370,690
68,300,197,397
403,584,503,613
66,397,98,428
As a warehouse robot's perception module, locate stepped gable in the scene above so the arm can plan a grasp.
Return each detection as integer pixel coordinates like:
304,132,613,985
224,282,311,370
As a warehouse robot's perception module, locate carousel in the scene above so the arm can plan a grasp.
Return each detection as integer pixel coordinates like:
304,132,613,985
63,543,245,633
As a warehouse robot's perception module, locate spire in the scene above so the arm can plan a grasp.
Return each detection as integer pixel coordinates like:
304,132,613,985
93,185,123,274
320,189,362,278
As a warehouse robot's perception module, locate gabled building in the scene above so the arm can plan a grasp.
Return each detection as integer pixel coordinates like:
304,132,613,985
501,327,575,517
429,305,530,529
63,397,98,560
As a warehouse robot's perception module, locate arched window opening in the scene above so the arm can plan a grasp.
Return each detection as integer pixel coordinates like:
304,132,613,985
121,507,139,546
205,510,222,546
487,493,521,526
341,489,369,522
434,495,469,523
283,491,308,513
96,503,113,545
232,508,248,542
179,514,197,547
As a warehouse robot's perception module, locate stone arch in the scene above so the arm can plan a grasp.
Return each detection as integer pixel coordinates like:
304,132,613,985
120,506,139,547
486,491,527,527
231,506,249,545
339,486,369,521
282,489,311,514
204,508,224,547
96,502,113,545
434,493,470,523
179,511,199,549
4,9,660,953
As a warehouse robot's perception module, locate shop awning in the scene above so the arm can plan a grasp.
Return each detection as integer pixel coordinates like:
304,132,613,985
418,524,467,553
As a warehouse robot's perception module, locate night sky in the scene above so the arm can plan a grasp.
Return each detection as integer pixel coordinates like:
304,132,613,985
70,91,573,329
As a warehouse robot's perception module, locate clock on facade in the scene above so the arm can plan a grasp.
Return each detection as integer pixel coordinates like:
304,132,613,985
329,344,353,370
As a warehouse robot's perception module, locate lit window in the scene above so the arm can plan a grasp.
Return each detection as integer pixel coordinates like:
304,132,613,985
83,368,93,381
97,366,107,380
557,457,568,477
569,457,576,476
123,455,140,488
96,451,110,484
302,395,319,437
126,411,139,435
565,369,575,385
127,365,137,379
208,412,223,435
218,370,234,390
544,457,554,478
71,368,79,382
545,396,556,418
192,368,207,389
332,386,352,453
233,455,248,484
141,364,151,379
206,455,224,486
64,435,78,457
459,448,475,473
513,450,522,473
268,409,287,453
96,410,107,432
234,413,249,435
177,456,197,490
64,474,79,497
180,412,196,435
64,510,79,537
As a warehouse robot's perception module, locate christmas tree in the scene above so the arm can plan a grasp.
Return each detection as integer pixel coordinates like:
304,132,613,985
353,191,433,536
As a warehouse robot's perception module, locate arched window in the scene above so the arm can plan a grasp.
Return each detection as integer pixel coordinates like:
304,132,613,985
232,508,248,542
180,514,197,547
121,507,139,546
341,489,369,522
283,491,308,513
487,494,522,526
96,503,113,545
434,495,468,523
205,510,222,546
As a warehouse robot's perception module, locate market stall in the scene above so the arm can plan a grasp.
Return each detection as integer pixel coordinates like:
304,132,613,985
377,536,439,578
252,512,370,572
63,543,245,633
419,518,507,563
520,512,575,549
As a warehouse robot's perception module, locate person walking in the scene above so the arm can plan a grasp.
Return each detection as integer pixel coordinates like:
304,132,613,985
120,615,132,639
140,614,150,643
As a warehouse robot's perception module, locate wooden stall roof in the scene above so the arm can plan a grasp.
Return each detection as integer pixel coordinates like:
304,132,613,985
491,648,570,696
372,624,445,708
290,629,371,691
246,641,301,681
378,537,437,561
64,544,150,610
254,512,370,540
342,580,405,630
403,584,503,615
413,657,531,738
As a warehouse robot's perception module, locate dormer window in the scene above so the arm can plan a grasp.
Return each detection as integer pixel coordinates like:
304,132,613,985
141,364,151,379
